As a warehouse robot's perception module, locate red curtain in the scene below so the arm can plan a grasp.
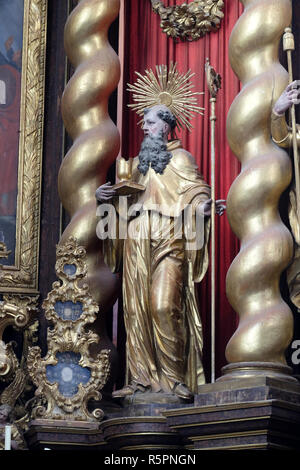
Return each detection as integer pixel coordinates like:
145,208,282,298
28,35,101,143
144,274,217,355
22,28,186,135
118,0,243,380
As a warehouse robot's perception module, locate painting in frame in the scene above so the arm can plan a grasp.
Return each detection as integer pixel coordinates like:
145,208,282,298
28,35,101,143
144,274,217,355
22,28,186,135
0,0,47,293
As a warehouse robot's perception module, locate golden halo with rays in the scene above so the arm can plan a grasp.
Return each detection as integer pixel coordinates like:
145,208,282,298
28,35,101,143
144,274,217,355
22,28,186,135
127,62,204,132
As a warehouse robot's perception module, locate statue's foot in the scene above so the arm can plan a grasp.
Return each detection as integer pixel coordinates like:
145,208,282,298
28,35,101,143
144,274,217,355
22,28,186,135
172,382,194,400
112,385,136,398
112,383,150,398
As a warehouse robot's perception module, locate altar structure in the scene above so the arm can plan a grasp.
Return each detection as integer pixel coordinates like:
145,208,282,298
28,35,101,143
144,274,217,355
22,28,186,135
0,0,300,452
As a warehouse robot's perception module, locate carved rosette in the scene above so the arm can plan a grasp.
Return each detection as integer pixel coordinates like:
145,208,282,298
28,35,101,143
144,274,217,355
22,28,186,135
151,0,224,41
27,238,110,422
222,0,295,380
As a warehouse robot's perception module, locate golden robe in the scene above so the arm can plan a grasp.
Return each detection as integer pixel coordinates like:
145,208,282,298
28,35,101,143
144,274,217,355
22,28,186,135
103,140,211,394
271,112,300,308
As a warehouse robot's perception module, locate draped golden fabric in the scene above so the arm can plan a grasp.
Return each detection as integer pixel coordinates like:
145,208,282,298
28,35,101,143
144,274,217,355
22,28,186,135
271,112,300,308
102,141,211,393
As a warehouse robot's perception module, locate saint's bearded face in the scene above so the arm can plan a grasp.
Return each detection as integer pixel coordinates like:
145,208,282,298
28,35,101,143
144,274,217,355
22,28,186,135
138,132,172,175
137,105,176,175
142,108,169,139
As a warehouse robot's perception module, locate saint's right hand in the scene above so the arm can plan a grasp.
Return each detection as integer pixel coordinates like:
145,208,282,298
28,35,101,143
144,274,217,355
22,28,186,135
95,182,116,203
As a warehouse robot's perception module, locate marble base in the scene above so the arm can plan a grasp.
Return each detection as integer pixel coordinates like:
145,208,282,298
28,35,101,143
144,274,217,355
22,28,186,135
164,377,300,450
99,396,189,450
122,391,191,406
25,378,300,450
25,419,105,450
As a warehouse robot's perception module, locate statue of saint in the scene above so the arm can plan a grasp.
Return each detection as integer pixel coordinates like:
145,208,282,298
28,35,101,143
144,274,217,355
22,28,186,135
272,80,300,308
96,65,225,400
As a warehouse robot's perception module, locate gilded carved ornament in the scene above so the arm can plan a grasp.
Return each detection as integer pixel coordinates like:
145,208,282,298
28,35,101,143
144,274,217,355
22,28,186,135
27,238,110,422
0,301,39,447
0,295,38,378
150,0,224,41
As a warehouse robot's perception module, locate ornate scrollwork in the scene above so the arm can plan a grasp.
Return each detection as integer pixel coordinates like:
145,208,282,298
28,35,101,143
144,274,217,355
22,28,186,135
27,237,110,422
0,295,38,377
0,319,39,445
150,0,224,41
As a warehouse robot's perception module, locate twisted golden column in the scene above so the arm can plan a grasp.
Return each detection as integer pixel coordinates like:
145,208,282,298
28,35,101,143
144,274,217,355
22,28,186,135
59,0,121,366
222,0,296,381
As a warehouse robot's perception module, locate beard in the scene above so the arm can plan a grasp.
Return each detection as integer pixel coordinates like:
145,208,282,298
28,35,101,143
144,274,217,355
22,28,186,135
137,133,172,175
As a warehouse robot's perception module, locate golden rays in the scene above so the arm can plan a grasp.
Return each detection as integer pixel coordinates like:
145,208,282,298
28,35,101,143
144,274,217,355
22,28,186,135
127,62,204,131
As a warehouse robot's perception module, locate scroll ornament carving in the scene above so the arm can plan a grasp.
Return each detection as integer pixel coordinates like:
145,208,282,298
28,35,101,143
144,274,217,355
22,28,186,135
27,237,110,422
0,295,38,377
0,317,39,448
150,0,224,41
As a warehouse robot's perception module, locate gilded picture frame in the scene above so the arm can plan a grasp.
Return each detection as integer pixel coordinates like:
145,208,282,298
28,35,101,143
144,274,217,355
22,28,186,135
0,0,47,293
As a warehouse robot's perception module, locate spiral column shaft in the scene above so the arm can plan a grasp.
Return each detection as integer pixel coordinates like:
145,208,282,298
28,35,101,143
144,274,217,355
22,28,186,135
222,0,296,381
59,0,121,366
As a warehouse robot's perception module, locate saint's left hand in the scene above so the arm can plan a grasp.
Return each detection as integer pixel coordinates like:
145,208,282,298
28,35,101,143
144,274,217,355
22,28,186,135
273,80,300,115
202,199,226,217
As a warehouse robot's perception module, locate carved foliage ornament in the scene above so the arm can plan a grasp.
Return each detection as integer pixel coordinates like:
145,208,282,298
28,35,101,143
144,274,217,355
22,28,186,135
151,0,224,41
0,295,38,377
0,299,39,448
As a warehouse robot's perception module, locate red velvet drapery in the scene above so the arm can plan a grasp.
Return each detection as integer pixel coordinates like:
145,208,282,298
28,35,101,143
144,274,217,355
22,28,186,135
117,0,243,380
